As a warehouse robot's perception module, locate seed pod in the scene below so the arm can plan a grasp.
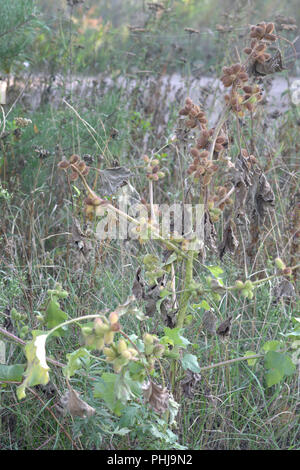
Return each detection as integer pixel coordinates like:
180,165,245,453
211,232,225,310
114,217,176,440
104,347,117,360
241,288,249,298
81,167,90,176
186,119,197,128
77,161,86,172
203,174,212,186
221,75,233,87
104,331,115,345
109,311,119,325
244,280,253,290
231,63,241,74
117,339,127,354
153,344,165,358
199,150,209,159
94,337,105,350
264,33,276,41
94,318,104,336
191,148,200,158
58,160,70,169
239,72,249,81
69,154,80,164
145,343,154,356
144,333,154,345
128,348,138,357
69,171,78,181
121,350,132,360
256,43,266,53
243,85,253,94
266,23,274,34
214,143,223,152
235,280,244,289
275,257,286,270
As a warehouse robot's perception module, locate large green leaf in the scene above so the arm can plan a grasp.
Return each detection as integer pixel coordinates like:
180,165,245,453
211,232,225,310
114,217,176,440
17,332,50,399
63,348,90,379
163,327,190,348
0,364,25,382
45,298,68,335
264,351,296,387
181,353,201,373
93,372,124,416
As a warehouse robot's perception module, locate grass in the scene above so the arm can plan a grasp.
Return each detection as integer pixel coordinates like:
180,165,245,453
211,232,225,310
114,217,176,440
0,1,299,451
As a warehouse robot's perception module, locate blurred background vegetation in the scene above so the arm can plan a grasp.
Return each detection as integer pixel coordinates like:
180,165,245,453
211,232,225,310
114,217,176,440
1,0,299,77
0,0,299,451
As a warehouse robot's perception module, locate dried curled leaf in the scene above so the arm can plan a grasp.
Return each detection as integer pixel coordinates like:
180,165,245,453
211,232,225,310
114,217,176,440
219,220,239,259
202,310,217,335
272,279,295,304
254,172,275,218
181,370,201,398
216,316,232,339
60,385,95,418
97,167,132,196
132,267,145,300
143,380,169,414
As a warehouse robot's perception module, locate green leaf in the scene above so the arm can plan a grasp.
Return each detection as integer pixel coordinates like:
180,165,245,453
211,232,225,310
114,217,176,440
206,266,223,278
244,351,258,366
93,373,124,416
199,300,211,310
17,332,50,399
181,353,201,373
45,298,68,335
264,351,296,387
63,348,90,379
265,368,283,388
0,364,25,382
163,327,190,348
262,340,281,352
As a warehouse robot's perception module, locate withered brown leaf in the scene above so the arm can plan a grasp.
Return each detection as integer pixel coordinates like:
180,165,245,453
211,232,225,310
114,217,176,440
216,316,232,338
181,370,201,398
143,380,169,414
132,267,145,300
219,220,239,260
202,310,217,336
60,385,95,418
97,166,132,196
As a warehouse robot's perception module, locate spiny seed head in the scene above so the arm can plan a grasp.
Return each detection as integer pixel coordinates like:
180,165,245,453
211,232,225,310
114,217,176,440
109,311,119,325
58,160,70,169
69,154,80,164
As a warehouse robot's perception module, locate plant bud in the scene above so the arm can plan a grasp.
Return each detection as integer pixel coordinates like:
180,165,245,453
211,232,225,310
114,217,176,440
153,344,165,358
69,154,80,164
117,339,127,354
94,318,104,336
235,280,244,289
144,333,154,344
241,289,249,298
244,280,253,290
275,258,285,270
104,331,115,345
145,344,154,356
121,350,132,360
94,337,105,350
109,311,119,325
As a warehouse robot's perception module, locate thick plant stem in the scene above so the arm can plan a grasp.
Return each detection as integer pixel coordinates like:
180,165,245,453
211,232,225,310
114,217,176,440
171,251,194,393
176,251,194,329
